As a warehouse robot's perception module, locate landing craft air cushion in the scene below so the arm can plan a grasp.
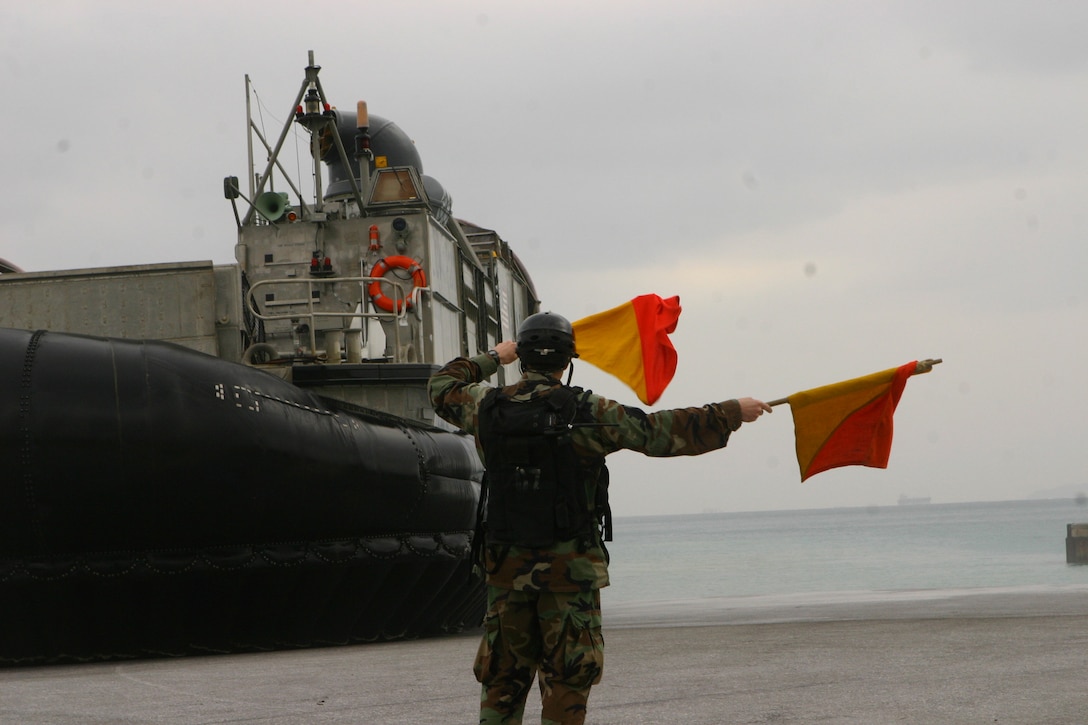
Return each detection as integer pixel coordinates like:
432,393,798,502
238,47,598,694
0,52,537,664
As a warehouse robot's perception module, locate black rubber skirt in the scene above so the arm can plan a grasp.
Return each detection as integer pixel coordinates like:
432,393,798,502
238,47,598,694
0,328,485,664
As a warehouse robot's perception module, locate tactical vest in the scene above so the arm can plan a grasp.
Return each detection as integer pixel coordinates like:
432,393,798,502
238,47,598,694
476,385,610,549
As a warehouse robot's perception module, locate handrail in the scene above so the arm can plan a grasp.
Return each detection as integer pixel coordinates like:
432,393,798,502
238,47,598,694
245,276,427,362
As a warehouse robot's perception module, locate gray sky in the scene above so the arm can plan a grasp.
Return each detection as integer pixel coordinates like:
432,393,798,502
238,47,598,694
3,1,1086,515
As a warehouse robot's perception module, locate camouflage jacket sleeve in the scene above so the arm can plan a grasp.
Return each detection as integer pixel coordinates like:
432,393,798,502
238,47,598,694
427,353,499,436
572,394,744,458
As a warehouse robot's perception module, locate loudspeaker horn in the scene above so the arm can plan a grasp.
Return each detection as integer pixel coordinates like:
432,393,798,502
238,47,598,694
255,191,289,222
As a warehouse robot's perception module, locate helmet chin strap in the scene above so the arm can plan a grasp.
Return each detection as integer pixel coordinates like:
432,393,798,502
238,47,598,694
565,360,574,386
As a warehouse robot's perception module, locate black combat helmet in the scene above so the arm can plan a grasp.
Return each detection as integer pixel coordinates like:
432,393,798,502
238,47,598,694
516,312,577,372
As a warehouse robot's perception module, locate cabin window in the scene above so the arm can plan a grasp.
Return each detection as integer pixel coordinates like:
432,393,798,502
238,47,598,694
462,263,475,294
371,168,421,203
464,317,477,356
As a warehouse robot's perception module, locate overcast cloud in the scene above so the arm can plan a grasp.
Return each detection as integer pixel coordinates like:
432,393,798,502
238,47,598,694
2,1,1086,515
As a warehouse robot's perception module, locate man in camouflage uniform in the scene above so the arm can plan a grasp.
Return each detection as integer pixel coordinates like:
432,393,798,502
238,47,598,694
428,312,771,725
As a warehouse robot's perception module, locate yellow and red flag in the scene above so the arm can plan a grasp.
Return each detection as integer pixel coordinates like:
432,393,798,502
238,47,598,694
788,361,917,481
572,294,681,405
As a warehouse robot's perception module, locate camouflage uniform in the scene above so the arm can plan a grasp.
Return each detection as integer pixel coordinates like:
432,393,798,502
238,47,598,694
429,353,743,725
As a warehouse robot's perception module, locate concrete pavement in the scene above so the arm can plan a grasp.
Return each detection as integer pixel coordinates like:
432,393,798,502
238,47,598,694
2,587,1087,724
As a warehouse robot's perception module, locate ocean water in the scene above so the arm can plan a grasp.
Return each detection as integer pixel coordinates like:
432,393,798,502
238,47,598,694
600,498,1088,610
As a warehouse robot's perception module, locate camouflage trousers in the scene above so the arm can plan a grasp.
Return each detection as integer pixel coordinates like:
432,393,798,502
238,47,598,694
475,585,604,725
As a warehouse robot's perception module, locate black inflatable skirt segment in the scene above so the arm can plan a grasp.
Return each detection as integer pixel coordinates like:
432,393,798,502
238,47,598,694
0,328,485,664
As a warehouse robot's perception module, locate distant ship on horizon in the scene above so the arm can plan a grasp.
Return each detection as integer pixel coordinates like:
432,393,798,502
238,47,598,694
898,494,932,505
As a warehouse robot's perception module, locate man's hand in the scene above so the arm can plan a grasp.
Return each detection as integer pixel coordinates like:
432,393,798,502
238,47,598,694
738,397,773,423
492,340,519,365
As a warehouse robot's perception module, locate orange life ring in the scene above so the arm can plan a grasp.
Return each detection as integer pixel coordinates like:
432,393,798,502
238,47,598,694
368,256,427,313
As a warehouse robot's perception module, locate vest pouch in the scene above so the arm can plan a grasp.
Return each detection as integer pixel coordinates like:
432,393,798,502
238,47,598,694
487,436,565,547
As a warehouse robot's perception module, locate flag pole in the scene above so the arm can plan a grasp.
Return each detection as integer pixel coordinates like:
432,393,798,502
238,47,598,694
766,358,943,407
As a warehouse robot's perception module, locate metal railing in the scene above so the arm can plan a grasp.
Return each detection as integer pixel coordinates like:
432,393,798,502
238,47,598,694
245,276,426,363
